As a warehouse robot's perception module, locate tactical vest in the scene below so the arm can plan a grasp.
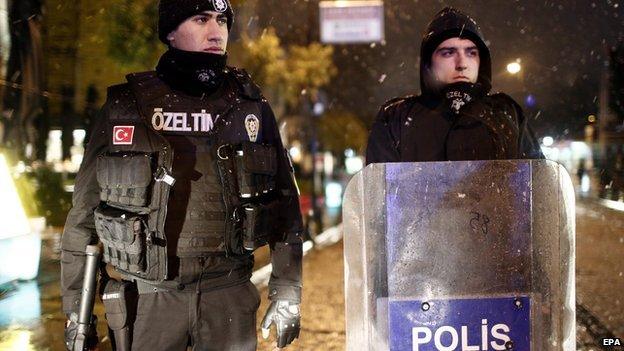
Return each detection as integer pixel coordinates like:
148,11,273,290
93,69,278,283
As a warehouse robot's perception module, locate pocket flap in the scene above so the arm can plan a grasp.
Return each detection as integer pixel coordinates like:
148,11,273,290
94,206,143,245
97,153,153,188
241,142,277,176
102,280,129,330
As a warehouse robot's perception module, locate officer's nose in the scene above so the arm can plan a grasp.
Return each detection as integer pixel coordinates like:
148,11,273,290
207,34,223,45
456,53,467,71
206,21,224,43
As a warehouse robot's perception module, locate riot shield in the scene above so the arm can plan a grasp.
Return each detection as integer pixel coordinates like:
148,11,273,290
343,160,575,351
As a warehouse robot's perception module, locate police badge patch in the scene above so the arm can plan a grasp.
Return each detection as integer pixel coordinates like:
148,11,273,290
212,0,228,13
245,114,260,142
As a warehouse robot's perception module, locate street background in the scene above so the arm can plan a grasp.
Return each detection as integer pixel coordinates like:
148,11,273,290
0,174,623,350
0,0,623,350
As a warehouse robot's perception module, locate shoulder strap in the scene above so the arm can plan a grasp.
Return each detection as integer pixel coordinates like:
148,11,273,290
380,94,419,112
225,67,264,101
488,93,522,125
125,71,172,116
105,84,142,122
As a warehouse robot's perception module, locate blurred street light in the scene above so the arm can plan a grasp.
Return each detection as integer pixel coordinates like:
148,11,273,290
325,182,343,208
525,94,537,107
345,156,364,175
289,145,302,163
313,102,325,116
0,154,30,240
507,61,522,74
0,153,42,286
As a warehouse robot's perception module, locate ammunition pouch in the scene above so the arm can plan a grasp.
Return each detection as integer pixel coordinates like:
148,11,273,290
96,153,153,207
102,280,137,351
216,142,278,254
95,206,147,275
242,203,274,250
235,142,277,198
95,151,169,281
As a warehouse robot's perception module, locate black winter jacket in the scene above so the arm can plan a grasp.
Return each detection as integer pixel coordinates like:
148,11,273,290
366,93,544,164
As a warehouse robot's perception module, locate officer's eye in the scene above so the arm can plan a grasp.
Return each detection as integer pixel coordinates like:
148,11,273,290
467,49,479,57
440,50,455,58
217,16,227,25
195,15,209,23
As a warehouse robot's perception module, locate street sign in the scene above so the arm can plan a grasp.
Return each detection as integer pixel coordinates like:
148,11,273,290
319,1,384,44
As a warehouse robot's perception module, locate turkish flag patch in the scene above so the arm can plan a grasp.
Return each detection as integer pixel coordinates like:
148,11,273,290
112,126,134,145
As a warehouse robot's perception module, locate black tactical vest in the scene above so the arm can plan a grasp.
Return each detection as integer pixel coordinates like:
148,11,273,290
93,83,172,282
94,69,275,283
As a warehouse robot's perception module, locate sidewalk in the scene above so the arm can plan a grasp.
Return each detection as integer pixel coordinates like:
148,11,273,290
257,241,345,351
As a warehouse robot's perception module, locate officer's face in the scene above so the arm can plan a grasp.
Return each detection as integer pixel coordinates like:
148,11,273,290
430,37,480,86
167,11,229,54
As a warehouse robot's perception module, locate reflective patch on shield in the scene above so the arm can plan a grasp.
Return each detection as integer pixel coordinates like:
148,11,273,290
245,114,260,142
212,0,228,13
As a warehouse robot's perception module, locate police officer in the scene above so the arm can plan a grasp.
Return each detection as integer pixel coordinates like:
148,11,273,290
366,7,544,164
62,1,303,350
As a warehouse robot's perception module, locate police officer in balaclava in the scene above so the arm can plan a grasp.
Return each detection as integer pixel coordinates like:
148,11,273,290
62,1,303,350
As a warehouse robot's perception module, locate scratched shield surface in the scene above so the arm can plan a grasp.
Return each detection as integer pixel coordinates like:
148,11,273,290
343,160,575,350
385,161,532,299
385,161,533,350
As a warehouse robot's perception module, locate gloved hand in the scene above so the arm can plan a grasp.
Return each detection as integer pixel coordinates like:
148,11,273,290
65,312,99,351
261,300,301,348
442,82,486,114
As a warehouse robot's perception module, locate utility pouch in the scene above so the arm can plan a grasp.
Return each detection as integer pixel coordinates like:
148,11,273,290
216,144,243,255
95,206,147,275
102,280,137,351
235,142,277,198
96,153,154,207
242,204,260,251
242,203,273,251
216,142,278,255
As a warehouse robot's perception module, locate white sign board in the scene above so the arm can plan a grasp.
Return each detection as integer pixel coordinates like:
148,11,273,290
320,1,384,44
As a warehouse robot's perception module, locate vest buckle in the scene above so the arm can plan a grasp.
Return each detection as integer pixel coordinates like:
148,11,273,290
217,144,233,160
154,166,176,186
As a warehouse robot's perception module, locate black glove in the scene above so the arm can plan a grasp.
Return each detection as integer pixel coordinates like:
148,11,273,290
261,300,301,348
65,312,98,351
442,82,486,114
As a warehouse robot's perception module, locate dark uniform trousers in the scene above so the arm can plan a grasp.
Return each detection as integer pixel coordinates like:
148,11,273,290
132,281,260,351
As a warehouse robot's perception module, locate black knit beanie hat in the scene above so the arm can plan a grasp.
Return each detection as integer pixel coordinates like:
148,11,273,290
158,0,234,44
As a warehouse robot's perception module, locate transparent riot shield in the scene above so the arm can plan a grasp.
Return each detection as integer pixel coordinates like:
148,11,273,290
343,160,575,351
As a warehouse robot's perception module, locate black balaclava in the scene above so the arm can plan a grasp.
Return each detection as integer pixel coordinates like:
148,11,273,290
419,7,492,97
156,48,228,96
158,0,234,44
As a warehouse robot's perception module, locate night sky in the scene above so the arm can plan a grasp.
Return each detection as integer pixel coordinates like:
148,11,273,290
254,0,624,138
